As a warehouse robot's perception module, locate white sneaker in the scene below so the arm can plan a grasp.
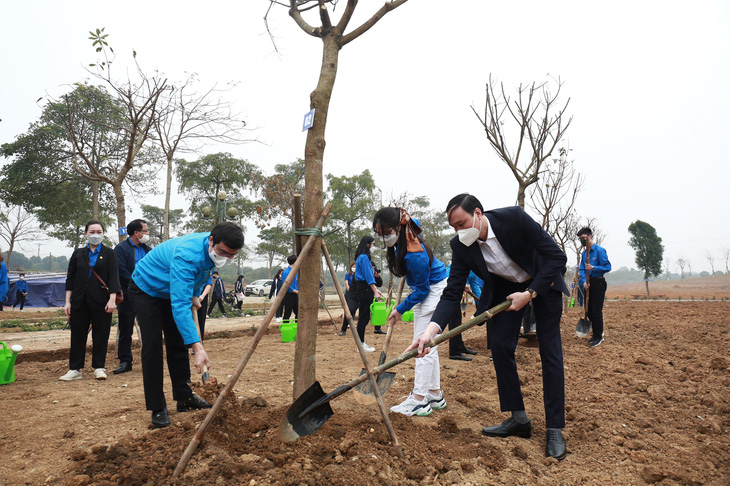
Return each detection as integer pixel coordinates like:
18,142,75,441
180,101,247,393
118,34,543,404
94,368,107,380
59,370,82,381
390,394,433,417
361,343,376,352
276,317,282,323
426,390,447,410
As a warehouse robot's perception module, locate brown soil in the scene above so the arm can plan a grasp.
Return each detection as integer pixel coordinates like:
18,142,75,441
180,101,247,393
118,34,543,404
1,293,729,484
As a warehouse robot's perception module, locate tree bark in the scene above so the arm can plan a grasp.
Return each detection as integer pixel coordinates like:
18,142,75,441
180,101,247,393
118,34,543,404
164,154,173,240
113,182,127,242
293,33,339,400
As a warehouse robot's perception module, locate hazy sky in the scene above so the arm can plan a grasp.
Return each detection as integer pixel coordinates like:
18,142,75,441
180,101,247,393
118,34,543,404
1,1,729,273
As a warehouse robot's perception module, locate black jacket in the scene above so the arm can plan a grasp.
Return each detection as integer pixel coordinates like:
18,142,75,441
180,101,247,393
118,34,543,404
66,245,122,310
431,206,569,328
114,238,152,310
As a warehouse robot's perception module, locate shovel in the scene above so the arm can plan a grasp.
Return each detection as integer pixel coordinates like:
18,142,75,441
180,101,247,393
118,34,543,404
191,305,210,385
576,241,592,338
279,299,512,442
352,278,406,404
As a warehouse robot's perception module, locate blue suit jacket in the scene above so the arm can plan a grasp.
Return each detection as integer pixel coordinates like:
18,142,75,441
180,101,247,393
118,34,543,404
432,206,569,329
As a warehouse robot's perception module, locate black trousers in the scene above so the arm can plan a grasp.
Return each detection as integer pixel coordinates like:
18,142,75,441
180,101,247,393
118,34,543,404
128,282,193,412
282,292,299,320
340,292,359,333
116,303,136,364
587,277,607,339
488,275,565,429
207,295,226,316
68,302,112,370
197,295,208,341
14,291,26,310
448,308,468,355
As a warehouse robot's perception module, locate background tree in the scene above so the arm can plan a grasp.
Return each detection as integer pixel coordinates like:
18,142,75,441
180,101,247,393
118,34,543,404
326,170,377,264
703,250,716,276
472,75,572,208
676,257,687,280
0,203,45,266
176,152,263,232
663,256,672,280
628,220,664,296
153,73,254,240
267,0,410,398
254,225,292,277
721,247,730,274
0,85,119,247
256,159,306,230
140,204,185,245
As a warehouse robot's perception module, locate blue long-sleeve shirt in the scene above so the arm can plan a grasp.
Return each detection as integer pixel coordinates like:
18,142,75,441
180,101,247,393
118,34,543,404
395,243,448,314
354,254,376,286
467,271,483,299
16,279,28,293
282,266,299,293
131,232,216,346
578,243,611,287
0,262,8,300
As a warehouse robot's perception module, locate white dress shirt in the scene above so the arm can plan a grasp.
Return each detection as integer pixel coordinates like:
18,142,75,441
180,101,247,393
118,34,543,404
478,223,532,283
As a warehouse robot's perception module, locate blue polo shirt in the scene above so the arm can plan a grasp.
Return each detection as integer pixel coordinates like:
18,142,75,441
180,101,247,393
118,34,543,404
132,232,216,345
578,244,612,287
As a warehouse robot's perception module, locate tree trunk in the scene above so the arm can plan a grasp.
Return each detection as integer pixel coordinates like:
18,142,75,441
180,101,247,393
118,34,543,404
645,280,650,297
516,181,528,209
113,182,127,242
164,154,173,241
293,34,339,400
91,180,100,220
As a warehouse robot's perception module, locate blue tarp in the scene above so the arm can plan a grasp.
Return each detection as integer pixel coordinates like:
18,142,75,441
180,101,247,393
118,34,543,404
4,274,66,308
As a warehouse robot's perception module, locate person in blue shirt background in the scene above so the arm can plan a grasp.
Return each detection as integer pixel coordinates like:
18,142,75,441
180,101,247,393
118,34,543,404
281,255,299,321
577,227,611,348
113,219,152,374
350,236,384,352
0,254,8,311
128,221,244,428
13,273,29,310
374,207,449,417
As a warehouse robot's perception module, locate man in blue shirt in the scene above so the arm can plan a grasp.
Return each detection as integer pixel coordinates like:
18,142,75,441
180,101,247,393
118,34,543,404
13,273,29,310
577,227,612,348
281,255,299,321
113,219,152,374
128,222,244,428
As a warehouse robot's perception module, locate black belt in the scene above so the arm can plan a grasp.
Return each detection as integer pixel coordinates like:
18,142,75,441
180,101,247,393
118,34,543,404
591,276,605,281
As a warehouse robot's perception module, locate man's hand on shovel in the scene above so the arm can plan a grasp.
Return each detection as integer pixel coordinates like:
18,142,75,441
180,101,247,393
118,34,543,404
386,308,401,327
404,322,442,358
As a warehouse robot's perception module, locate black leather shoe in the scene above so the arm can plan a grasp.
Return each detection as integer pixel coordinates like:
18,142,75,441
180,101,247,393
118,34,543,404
463,348,478,355
113,362,132,374
449,353,473,361
545,428,567,460
151,408,170,428
338,330,347,336
177,395,212,412
481,417,532,438
374,328,387,335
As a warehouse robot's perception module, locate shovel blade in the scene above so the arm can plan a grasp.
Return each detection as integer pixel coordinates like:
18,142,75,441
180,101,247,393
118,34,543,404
576,318,591,338
279,381,334,442
352,368,396,405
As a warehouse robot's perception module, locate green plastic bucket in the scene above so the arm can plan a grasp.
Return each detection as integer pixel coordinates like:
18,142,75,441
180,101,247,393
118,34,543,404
402,310,414,322
280,319,297,343
369,300,395,327
0,342,22,385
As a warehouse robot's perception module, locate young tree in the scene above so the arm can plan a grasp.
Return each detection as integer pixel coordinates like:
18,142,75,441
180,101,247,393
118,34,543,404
267,0,410,397
326,170,378,264
676,257,687,280
703,250,716,277
0,203,45,266
153,73,255,240
256,159,306,228
663,256,673,280
721,247,730,274
472,75,572,208
628,220,664,296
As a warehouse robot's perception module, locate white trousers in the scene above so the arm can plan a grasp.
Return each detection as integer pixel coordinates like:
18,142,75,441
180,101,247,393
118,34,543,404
411,278,446,396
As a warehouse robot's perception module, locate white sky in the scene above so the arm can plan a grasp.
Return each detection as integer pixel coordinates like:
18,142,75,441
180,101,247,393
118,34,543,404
1,1,729,273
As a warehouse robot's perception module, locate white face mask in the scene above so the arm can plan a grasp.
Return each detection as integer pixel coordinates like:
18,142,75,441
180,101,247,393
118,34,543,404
457,213,481,247
87,234,104,246
209,247,230,268
139,234,150,244
383,232,398,248
19,277,24,281
350,267,356,273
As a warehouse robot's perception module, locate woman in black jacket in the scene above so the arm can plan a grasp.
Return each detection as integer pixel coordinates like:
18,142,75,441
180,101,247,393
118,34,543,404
60,220,121,381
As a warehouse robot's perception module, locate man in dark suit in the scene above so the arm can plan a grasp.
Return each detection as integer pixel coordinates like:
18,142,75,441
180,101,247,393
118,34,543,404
113,219,152,374
407,194,569,461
